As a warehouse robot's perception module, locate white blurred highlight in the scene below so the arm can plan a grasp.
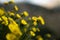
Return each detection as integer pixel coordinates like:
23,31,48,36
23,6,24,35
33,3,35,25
27,0,59,9
0,0,60,9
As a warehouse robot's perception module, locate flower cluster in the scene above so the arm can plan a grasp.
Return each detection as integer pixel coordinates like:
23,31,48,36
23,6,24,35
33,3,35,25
0,1,56,40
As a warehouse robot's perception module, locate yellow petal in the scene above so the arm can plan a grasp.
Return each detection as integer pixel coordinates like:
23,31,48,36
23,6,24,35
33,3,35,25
32,16,37,21
14,5,18,11
23,11,29,17
30,31,35,36
32,27,37,32
46,33,51,38
8,23,22,36
0,18,2,21
21,19,27,25
37,28,40,32
36,35,43,40
6,33,17,40
8,11,15,16
38,16,45,25
16,14,21,18
10,0,14,2
33,21,37,26
2,16,8,21
0,9,4,16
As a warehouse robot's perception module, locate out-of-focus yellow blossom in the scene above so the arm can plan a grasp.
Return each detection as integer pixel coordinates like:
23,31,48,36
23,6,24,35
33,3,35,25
46,33,51,38
36,35,43,40
30,31,35,36
14,5,18,11
37,28,40,32
32,16,37,21
16,14,21,19
5,21,8,25
8,17,16,24
2,21,8,26
24,28,27,32
8,17,22,35
10,0,14,2
2,16,8,21
28,17,31,20
32,27,37,32
4,2,9,5
0,18,2,21
33,21,37,26
26,24,30,27
8,23,22,36
38,16,45,25
0,9,5,16
2,16,8,25
6,33,17,40
1,21,5,24
21,19,27,25
8,17,14,21
8,11,15,16
23,11,29,17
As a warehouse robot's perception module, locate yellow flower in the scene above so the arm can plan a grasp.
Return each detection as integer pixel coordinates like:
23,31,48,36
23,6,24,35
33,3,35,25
30,31,35,36
2,21,8,26
0,9,4,16
14,5,18,11
32,16,37,21
32,27,37,32
37,28,40,32
38,16,45,25
8,23,22,36
33,21,37,26
8,17,14,21
10,0,14,2
1,21,5,24
21,19,27,25
2,16,8,21
6,33,17,40
26,24,30,27
36,35,43,40
4,2,9,5
8,11,15,16
5,21,8,25
24,28,27,32
0,18,2,21
8,17,16,24
23,11,29,17
2,16,8,25
16,14,21,19
8,17,22,35
46,33,51,38
28,17,31,20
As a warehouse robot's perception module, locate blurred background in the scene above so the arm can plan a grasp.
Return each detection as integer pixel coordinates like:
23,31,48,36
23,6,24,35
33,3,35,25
0,0,60,40
0,0,60,9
